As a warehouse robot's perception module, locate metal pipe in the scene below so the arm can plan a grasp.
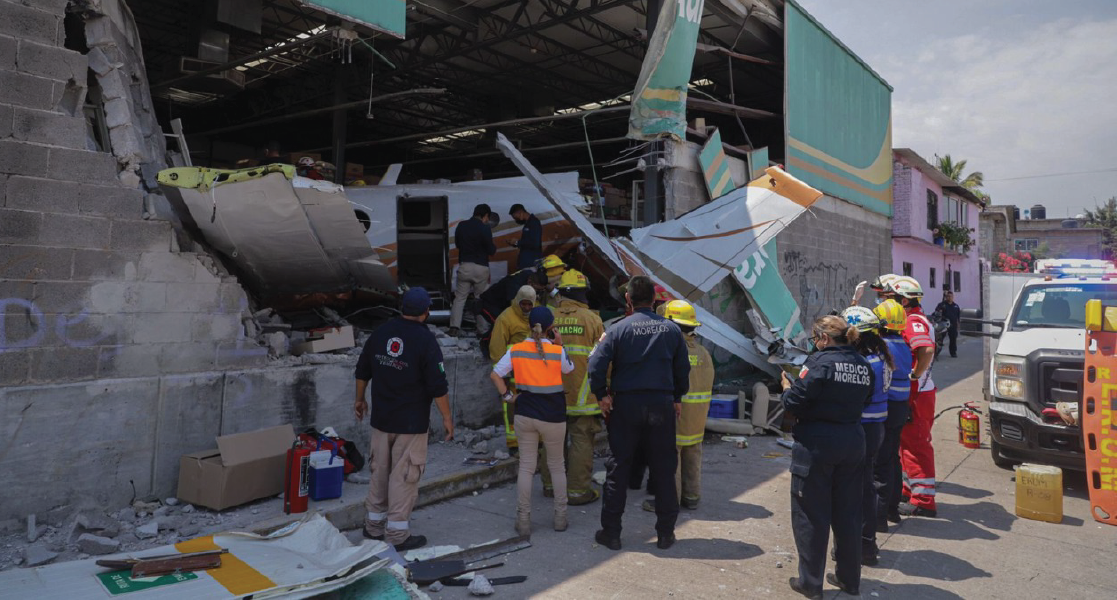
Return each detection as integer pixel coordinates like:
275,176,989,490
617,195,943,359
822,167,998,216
151,29,333,91
364,136,631,169
193,88,447,137
305,105,632,153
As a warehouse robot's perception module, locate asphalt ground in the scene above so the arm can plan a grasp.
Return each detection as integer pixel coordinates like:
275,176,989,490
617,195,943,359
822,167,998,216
383,335,1117,599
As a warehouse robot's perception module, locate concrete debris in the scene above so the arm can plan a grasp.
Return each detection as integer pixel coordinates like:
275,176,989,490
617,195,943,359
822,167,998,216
429,581,445,592
135,520,159,540
181,504,195,514
471,441,489,454
346,473,371,485
153,506,172,518
76,533,120,555
464,432,480,446
438,337,460,348
26,515,36,543
73,512,120,539
177,523,202,538
133,500,160,515
265,332,290,358
23,545,59,567
468,574,495,596
165,497,179,506
494,451,510,461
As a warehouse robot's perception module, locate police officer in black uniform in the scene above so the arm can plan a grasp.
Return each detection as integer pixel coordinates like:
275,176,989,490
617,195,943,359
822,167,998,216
588,276,690,551
781,315,875,599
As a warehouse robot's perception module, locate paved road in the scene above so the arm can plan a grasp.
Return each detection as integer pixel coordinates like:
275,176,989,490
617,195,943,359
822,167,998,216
392,336,1117,599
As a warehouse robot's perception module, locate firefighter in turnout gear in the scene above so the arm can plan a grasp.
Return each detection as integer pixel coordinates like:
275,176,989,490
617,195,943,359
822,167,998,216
538,269,606,504
642,300,714,513
489,285,538,451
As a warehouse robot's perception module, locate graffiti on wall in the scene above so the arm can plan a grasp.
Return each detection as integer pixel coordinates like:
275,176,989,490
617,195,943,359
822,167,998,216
782,250,861,323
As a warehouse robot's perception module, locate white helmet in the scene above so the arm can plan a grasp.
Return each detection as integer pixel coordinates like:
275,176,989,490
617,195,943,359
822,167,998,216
297,156,315,167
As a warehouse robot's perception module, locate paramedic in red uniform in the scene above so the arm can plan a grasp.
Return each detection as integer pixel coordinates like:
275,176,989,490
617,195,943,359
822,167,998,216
889,276,938,517
354,287,453,551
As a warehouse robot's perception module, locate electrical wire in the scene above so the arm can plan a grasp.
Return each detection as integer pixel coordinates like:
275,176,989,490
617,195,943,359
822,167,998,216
986,167,1117,182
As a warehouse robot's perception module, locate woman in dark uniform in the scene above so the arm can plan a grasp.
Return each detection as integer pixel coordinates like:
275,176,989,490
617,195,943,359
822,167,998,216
781,316,875,599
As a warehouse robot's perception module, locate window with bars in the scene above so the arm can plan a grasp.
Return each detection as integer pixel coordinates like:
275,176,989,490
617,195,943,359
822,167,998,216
903,262,913,277
930,267,937,289
927,190,939,230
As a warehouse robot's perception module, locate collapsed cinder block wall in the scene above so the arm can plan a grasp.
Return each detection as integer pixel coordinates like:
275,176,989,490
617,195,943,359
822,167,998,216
0,0,274,522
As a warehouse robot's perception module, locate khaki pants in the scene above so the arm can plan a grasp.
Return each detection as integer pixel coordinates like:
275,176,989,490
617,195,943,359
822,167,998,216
540,415,602,497
514,415,567,519
676,443,702,502
451,262,489,329
364,428,427,545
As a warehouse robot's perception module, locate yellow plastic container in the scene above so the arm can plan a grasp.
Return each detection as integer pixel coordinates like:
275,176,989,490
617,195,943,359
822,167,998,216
1015,463,1063,523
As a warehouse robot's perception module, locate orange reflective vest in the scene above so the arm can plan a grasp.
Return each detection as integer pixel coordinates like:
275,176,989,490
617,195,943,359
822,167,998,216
509,340,566,396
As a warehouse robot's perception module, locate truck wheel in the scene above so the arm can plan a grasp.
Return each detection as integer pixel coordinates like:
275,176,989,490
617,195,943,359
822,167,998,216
990,439,1017,470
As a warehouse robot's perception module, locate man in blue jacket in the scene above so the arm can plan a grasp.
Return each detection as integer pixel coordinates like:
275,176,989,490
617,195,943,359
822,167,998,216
355,288,453,552
450,204,497,336
509,203,542,270
588,276,690,551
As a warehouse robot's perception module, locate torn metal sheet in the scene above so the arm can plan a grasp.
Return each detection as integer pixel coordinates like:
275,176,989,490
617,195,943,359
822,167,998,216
158,166,394,301
626,167,824,301
495,132,778,377
0,514,392,599
628,0,703,141
698,128,736,199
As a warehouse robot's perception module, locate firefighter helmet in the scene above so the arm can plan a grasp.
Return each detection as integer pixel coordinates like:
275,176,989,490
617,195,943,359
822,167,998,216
870,273,899,292
540,255,566,270
841,306,881,332
558,269,588,289
888,275,924,299
297,156,315,167
653,284,672,304
873,299,907,331
664,300,700,328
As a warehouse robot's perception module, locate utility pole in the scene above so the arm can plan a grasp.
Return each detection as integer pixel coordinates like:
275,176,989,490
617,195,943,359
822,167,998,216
642,0,664,227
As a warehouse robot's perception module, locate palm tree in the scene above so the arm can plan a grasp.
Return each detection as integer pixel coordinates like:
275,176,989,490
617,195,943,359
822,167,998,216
935,154,984,190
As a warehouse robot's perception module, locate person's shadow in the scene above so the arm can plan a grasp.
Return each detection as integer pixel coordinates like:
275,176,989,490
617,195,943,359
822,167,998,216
877,548,991,581
858,580,966,599
692,500,774,522
636,537,764,561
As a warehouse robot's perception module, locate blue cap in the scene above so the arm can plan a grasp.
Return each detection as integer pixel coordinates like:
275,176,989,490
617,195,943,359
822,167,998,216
401,287,431,316
528,306,554,330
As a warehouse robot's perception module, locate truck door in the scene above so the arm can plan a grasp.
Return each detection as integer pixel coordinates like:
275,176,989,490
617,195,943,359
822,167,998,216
396,195,449,303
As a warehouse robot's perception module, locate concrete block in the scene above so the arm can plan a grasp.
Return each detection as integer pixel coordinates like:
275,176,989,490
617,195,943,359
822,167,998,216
86,281,128,313
152,373,223,497
72,249,133,281
29,346,99,381
217,281,249,314
17,40,87,82
0,281,36,313
164,282,220,313
0,70,56,111
47,147,120,184
133,313,192,344
107,122,144,161
23,544,58,567
11,106,86,149
0,1,59,45
192,313,241,342
109,219,171,252
103,97,131,129
8,176,146,217
0,208,43,244
0,377,159,522
133,282,166,312
85,46,115,76
97,344,159,379
0,103,11,139
0,34,15,70
96,69,129,102
30,280,94,313
137,252,196,283
78,185,143,218
0,349,31,386
56,312,126,349
214,341,268,371
0,139,50,177
157,341,217,374
0,244,73,280
77,533,120,555
37,212,111,249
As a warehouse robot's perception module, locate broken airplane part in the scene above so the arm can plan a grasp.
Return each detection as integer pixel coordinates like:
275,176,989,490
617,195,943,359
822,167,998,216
494,131,824,377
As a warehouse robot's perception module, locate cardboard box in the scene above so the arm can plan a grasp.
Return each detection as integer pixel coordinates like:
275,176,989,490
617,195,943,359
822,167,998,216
293,325,355,355
176,424,294,511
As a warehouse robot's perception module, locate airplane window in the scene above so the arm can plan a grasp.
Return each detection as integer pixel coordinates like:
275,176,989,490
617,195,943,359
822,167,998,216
354,209,371,232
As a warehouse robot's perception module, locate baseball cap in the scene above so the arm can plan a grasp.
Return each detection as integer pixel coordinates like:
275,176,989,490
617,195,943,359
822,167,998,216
400,287,432,316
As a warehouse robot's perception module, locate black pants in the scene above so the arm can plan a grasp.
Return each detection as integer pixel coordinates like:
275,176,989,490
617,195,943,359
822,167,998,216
860,421,884,550
601,393,678,537
948,326,958,356
874,401,910,520
791,426,865,594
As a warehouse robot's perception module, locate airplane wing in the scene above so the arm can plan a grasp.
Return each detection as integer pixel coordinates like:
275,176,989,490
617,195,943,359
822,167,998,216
495,132,779,376
628,167,823,301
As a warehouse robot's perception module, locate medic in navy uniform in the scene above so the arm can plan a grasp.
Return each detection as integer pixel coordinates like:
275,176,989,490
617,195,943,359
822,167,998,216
781,315,875,599
588,276,690,552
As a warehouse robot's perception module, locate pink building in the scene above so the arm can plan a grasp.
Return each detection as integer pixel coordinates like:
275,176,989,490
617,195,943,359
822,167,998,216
891,149,984,311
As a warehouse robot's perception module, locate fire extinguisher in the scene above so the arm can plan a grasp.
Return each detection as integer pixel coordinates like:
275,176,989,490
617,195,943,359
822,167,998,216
958,401,981,449
284,441,312,514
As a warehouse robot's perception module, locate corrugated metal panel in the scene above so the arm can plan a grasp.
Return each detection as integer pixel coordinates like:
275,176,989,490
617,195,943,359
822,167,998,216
698,129,736,199
784,0,893,216
301,0,406,39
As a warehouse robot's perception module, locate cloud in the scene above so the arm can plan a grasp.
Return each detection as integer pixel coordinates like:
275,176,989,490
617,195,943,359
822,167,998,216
891,18,1117,212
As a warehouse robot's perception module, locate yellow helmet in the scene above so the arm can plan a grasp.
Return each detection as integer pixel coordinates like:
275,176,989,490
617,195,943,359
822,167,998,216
541,255,566,270
841,306,881,332
664,300,700,328
888,275,924,299
873,299,907,331
558,269,588,289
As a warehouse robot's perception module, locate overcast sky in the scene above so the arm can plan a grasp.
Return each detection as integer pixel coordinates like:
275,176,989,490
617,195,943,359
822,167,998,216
796,0,1117,217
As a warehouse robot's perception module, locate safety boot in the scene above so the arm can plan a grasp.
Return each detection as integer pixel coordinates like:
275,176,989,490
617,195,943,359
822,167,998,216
553,510,568,532
568,489,600,506
515,511,531,537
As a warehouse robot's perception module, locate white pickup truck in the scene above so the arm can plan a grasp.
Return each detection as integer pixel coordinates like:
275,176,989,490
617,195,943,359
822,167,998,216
987,259,1117,470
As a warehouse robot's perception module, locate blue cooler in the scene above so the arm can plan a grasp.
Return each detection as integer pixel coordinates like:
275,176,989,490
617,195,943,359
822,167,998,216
308,449,344,501
708,394,739,420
